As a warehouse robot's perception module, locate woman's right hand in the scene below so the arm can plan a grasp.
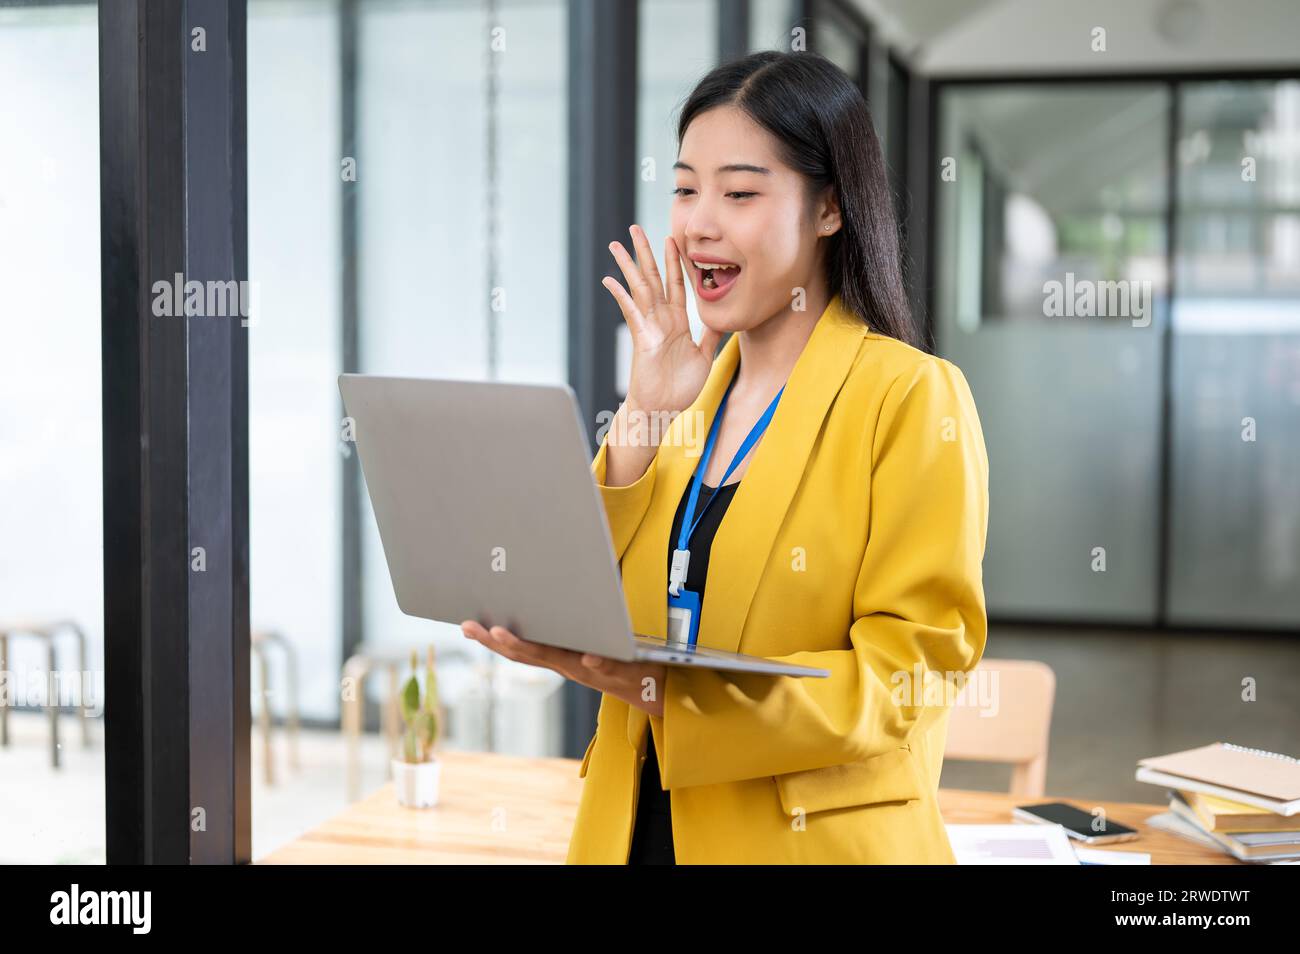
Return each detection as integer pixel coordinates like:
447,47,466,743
603,224,722,422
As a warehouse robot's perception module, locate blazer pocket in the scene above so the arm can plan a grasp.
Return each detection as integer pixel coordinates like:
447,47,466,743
774,745,922,816
578,732,598,778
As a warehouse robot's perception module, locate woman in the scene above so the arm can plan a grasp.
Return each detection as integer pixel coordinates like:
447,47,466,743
461,50,989,864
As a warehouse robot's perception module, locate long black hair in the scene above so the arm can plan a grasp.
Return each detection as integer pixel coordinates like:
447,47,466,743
677,51,919,348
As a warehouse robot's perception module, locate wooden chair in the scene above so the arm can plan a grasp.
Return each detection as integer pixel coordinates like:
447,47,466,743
341,645,406,803
0,619,93,768
251,628,301,786
943,658,1056,797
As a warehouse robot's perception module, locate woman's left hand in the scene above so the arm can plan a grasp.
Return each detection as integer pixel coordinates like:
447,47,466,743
460,620,666,718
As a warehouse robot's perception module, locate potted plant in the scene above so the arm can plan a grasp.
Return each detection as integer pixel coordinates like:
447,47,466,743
392,645,442,808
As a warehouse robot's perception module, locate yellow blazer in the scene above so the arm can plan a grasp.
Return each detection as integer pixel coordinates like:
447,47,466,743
566,293,990,864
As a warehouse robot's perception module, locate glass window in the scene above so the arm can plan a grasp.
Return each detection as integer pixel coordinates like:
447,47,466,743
356,0,569,754
1167,80,1300,626
631,0,720,392
248,0,343,730
749,0,793,52
246,0,346,858
935,84,1171,623
813,5,863,78
246,0,570,859
0,0,104,864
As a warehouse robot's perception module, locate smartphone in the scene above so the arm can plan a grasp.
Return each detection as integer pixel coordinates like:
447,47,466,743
1012,802,1140,845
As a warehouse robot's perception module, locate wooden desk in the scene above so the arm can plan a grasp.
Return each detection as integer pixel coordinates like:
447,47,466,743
936,788,1240,865
258,748,1240,865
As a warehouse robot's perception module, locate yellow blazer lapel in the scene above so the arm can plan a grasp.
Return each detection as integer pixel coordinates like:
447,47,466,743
703,295,867,657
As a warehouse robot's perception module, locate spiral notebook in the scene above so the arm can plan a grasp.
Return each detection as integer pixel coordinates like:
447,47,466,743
1136,743,1300,817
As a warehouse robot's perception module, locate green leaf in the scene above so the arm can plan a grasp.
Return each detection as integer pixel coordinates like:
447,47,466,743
400,674,421,724
425,664,438,713
415,711,438,754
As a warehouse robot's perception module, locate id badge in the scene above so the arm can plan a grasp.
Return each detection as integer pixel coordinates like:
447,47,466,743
666,587,702,648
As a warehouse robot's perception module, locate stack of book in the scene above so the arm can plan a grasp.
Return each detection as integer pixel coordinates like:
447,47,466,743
1136,742,1300,863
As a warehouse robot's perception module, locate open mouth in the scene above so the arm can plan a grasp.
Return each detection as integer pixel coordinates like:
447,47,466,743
692,259,741,297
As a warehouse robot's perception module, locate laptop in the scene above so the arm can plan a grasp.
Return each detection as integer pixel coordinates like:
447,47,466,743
338,374,829,678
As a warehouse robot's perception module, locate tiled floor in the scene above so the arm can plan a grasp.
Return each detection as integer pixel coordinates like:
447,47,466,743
2,622,1296,863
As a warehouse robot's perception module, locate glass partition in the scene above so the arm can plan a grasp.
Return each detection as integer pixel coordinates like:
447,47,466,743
354,0,569,755
246,0,570,858
935,84,1171,623
1167,80,1300,626
0,0,104,864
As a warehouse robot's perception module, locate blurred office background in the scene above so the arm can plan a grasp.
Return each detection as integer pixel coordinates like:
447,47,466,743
1,0,1296,863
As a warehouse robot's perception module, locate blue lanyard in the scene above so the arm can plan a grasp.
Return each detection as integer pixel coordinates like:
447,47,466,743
672,375,785,575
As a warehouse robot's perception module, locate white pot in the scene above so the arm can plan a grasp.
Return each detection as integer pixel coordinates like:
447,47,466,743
392,756,441,809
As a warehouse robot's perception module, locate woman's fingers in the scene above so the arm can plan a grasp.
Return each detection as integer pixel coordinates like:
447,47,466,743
608,239,652,310
463,621,600,684
664,234,686,310
663,231,720,357
460,620,660,711
600,274,648,341
628,224,667,304
485,625,554,666
665,234,704,347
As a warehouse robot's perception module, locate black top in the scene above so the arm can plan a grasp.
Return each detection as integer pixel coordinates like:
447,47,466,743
627,478,741,865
